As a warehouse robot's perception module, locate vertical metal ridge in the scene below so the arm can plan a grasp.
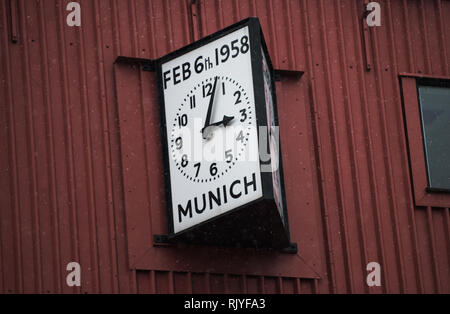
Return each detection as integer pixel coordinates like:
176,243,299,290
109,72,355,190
138,64,155,234
127,0,138,56
0,2,4,283
318,0,355,293
284,0,297,70
37,0,63,293
295,278,301,294
0,0,23,293
301,0,337,293
313,279,320,294
9,0,19,43
386,0,424,293
250,0,257,16
55,0,81,294
419,0,432,73
233,0,241,20
93,0,119,294
77,8,100,293
425,207,442,293
266,0,279,66
186,272,193,293
401,0,415,73
168,271,175,294
223,274,229,294
18,0,41,293
189,0,201,42
335,0,370,293
435,0,449,75
371,25,408,293
110,0,121,56
163,0,175,52
259,276,265,294
145,0,158,58
205,273,211,293
350,0,389,293
277,277,283,294
445,209,450,268
149,270,156,294
181,0,192,45
130,269,137,294
198,0,208,37
242,275,248,294
217,0,224,29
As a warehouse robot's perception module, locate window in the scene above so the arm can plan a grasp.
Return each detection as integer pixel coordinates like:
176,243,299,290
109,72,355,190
418,85,450,192
400,74,450,207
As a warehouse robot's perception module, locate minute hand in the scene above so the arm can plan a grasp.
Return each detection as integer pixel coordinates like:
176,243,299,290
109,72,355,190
202,76,219,138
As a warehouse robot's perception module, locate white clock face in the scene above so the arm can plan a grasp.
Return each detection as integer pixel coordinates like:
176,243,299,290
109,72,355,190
161,26,263,234
170,76,255,182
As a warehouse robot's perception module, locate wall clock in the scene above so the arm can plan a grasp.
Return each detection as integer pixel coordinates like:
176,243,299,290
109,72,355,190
156,18,291,249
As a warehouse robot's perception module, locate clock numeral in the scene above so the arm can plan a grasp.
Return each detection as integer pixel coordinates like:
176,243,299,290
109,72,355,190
231,39,239,58
202,83,213,98
225,149,233,163
222,82,226,95
237,130,245,143
190,95,196,109
240,109,248,122
210,163,218,176
215,48,219,66
175,137,183,150
214,35,250,66
220,44,230,63
181,154,189,168
234,90,242,105
241,35,250,54
194,163,201,177
178,114,188,128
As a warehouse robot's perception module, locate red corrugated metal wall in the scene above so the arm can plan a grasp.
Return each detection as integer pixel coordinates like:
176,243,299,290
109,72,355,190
0,0,449,294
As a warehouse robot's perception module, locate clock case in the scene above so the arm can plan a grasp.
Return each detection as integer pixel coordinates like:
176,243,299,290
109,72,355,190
156,17,292,250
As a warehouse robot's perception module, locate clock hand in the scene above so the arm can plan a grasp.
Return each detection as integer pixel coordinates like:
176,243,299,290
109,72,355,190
207,115,235,128
202,76,219,139
201,115,235,140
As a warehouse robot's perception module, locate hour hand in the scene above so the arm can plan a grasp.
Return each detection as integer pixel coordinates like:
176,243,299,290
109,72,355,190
204,115,235,129
202,115,235,139
212,115,234,127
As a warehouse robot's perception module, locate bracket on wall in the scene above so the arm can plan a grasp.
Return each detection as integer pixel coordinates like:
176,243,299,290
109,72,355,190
282,242,298,254
274,69,304,82
115,56,156,72
153,233,298,254
153,234,172,245
114,57,304,80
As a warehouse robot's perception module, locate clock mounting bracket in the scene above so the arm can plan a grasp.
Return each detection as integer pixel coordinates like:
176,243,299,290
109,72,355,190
153,233,298,254
114,55,304,80
114,56,156,72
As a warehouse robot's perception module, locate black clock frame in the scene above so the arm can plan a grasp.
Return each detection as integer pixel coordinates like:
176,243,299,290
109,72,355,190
155,17,292,250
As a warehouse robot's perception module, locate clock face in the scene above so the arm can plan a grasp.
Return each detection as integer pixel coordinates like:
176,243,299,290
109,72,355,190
170,76,255,183
160,25,263,234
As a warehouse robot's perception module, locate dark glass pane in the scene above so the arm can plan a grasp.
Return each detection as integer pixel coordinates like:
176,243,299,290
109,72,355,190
418,86,450,191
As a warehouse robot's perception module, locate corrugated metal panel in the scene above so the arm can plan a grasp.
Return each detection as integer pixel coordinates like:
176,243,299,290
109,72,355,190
0,0,449,294
135,271,318,294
